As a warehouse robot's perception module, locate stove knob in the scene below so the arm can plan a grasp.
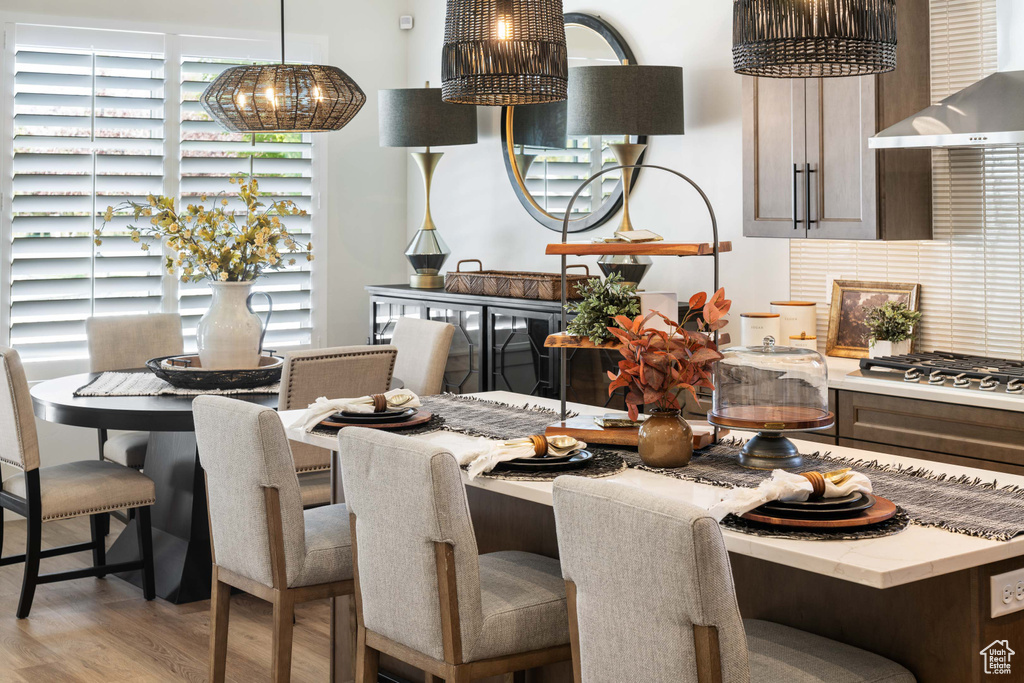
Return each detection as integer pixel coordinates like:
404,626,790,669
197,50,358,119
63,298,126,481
1008,379,1024,395
928,370,948,385
952,373,971,388
904,368,923,382
979,376,999,392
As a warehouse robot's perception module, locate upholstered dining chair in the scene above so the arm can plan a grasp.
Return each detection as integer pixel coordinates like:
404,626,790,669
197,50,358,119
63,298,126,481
390,317,455,396
279,345,397,508
193,395,354,683
339,428,572,683
0,346,156,619
86,313,184,470
552,476,917,683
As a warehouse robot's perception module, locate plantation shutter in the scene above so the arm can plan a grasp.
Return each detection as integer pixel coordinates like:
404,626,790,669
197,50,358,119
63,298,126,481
10,37,166,361
178,56,315,352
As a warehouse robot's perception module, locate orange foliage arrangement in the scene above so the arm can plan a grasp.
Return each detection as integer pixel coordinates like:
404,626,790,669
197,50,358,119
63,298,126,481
607,288,731,420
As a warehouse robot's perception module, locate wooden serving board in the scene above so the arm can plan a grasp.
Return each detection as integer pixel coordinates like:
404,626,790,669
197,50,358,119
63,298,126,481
545,416,719,450
740,495,897,529
319,410,433,431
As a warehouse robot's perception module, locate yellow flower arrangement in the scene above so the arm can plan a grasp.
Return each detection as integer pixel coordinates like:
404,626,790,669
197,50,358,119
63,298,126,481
95,174,312,283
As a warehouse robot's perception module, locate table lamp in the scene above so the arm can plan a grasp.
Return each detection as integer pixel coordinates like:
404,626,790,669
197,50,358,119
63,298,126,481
510,100,568,177
567,64,684,283
379,84,478,288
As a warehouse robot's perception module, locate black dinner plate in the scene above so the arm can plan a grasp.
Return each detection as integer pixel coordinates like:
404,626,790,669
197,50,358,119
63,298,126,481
507,450,581,465
763,491,864,510
758,493,876,519
495,450,594,472
328,408,417,425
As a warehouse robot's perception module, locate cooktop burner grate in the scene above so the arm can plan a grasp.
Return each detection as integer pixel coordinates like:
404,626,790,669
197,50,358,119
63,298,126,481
861,351,1024,384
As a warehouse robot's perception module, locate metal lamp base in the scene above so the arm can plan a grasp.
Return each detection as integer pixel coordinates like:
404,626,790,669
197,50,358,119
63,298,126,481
598,254,652,286
410,273,444,289
738,432,803,470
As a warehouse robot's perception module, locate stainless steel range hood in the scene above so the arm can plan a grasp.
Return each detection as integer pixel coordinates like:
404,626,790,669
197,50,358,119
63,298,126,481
869,0,1024,150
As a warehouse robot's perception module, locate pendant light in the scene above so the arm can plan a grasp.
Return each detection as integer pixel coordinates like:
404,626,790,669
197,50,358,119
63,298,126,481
201,0,366,132
733,0,897,78
441,0,568,106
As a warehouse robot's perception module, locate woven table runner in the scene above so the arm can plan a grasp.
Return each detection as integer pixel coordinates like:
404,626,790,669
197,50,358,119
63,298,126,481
75,372,280,397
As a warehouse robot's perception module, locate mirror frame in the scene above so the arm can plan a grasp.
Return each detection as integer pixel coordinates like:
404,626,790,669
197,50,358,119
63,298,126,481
501,13,646,233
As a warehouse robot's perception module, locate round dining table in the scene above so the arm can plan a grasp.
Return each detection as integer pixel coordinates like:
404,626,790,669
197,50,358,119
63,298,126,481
31,372,279,604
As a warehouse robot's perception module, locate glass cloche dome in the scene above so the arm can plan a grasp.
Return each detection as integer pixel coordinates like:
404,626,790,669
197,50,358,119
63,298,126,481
708,336,833,469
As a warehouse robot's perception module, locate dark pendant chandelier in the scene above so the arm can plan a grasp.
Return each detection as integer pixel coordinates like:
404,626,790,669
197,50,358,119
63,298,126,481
441,0,568,106
733,0,897,78
201,0,365,132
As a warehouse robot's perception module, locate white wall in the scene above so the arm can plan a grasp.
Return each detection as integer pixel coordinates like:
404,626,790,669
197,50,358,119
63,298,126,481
403,0,790,318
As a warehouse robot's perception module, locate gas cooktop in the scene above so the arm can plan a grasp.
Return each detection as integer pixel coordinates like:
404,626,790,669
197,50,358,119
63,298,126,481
859,351,1024,396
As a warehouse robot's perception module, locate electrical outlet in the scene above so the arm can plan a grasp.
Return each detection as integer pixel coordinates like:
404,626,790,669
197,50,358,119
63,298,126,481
991,568,1024,618
400,15,414,30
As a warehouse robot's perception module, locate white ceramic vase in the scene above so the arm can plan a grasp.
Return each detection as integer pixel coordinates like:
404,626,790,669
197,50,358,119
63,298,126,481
869,338,912,359
196,281,264,370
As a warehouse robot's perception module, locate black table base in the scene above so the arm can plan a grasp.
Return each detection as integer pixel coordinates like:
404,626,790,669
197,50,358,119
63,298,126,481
107,432,212,603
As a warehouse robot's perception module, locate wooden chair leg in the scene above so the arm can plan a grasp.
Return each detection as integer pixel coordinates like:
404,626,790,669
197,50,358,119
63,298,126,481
272,591,295,683
209,570,231,683
90,512,108,578
16,510,41,619
355,626,379,683
135,506,155,600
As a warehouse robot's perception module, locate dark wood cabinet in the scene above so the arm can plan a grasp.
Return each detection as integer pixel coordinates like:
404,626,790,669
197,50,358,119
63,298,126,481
742,0,932,241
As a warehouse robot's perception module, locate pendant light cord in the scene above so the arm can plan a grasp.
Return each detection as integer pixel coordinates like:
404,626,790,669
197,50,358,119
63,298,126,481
280,0,286,64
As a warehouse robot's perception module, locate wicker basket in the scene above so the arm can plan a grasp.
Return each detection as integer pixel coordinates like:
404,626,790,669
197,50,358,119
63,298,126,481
444,260,595,301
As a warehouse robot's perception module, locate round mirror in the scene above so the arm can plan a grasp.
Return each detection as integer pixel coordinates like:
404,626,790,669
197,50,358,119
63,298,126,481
501,14,645,233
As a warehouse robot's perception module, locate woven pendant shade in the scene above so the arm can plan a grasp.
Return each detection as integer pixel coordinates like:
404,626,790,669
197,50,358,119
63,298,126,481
201,64,365,133
441,0,568,106
733,0,897,78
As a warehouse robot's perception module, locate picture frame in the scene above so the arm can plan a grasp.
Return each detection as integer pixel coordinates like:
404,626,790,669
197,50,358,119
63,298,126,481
826,280,921,359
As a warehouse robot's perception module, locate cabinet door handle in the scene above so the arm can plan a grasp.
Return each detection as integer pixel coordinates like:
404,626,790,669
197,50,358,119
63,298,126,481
806,163,817,228
793,164,804,230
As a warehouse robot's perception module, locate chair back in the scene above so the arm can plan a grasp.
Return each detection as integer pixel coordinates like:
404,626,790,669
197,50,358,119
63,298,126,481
0,347,39,472
279,345,397,473
391,318,455,396
553,476,750,683
87,313,184,373
193,396,306,588
338,428,483,662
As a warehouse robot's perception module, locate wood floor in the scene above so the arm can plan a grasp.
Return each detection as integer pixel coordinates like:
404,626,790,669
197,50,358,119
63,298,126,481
0,516,332,682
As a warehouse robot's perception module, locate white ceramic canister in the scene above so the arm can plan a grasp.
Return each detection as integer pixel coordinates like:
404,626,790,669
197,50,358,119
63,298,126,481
789,333,819,350
771,301,818,341
740,313,781,347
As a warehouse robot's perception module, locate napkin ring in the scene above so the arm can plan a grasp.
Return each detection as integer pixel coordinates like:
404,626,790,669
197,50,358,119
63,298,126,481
371,394,388,413
800,471,826,498
529,435,547,456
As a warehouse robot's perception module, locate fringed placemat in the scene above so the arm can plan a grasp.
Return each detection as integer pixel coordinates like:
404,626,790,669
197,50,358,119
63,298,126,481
474,449,628,482
418,394,576,440
611,439,1024,542
76,372,280,397
721,506,911,541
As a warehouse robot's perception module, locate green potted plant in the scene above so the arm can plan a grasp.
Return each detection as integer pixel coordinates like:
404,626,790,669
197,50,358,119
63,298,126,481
864,300,922,358
564,273,641,345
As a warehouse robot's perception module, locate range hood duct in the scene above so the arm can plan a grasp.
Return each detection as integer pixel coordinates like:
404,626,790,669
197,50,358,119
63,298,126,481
869,0,1024,150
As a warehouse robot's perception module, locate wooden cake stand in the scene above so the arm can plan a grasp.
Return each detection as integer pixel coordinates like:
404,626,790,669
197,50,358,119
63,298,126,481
707,406,834,470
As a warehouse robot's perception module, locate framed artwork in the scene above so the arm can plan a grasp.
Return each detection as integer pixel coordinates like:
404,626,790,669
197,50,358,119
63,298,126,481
826,280,921,358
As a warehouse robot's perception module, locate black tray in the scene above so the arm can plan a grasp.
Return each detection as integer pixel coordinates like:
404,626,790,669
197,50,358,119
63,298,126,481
146,354,283,391
494,451,593,472
758,493,876,519
331,408,417,424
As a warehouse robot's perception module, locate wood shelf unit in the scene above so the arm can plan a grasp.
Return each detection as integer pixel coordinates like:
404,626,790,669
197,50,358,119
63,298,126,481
544,241,732,257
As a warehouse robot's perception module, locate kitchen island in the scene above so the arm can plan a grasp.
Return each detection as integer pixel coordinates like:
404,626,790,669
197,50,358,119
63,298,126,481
281,392,1024,683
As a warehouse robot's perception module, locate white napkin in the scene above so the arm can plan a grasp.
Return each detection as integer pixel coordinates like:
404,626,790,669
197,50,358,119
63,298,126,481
709,469,872,521
292,388,422,432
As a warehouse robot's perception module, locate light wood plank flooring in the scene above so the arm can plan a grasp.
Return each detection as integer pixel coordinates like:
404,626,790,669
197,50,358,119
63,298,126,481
0,517,332,682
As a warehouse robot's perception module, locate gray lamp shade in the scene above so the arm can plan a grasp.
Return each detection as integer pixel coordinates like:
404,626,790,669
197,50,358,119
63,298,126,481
567,65,685,136
378,88,479,148
512,101,568,150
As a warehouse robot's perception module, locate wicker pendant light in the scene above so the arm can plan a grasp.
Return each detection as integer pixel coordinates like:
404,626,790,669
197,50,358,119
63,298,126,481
733,0,897,78
442,0,568,106
201,0,365,132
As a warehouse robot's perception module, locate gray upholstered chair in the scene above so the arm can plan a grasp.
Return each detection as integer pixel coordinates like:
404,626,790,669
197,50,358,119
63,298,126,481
86,313,184,470
339,428,571,683
193,395,354,683
552,476,917,683
278,345,397,508
0,346,155,619
391,317,455,396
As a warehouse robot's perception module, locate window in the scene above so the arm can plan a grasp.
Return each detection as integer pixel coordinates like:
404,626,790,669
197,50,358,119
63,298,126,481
2,25,324,365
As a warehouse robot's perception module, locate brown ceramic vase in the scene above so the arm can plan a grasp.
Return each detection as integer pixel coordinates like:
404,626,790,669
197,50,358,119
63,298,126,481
638,409,694,468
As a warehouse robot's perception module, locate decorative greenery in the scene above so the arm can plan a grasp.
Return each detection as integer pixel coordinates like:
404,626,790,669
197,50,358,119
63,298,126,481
864,300,922,344
564,273,641,344
607,289,731,420
94,174,312,283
